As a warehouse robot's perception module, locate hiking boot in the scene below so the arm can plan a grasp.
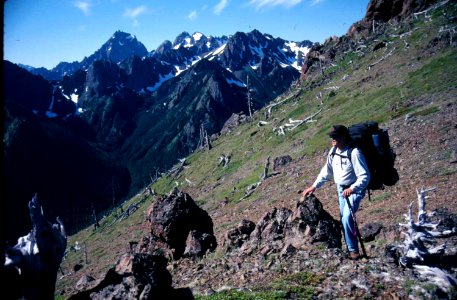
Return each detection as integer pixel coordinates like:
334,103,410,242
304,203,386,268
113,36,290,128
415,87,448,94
349,251,360,260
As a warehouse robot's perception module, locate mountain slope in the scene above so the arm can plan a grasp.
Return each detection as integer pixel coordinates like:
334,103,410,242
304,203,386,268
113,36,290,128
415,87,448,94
56,0,457,298
121,58,249,192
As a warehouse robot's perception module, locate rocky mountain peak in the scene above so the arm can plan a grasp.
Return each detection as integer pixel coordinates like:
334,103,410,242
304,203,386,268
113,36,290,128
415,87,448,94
173,31,191,47
7,27,312,243
172,31,211,49
91,30,149,63
348,0,441,38
364,0,441,23
156,40,173,53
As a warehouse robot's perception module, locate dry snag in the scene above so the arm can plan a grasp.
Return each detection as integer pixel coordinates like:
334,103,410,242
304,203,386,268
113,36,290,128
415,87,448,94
390,187,457,294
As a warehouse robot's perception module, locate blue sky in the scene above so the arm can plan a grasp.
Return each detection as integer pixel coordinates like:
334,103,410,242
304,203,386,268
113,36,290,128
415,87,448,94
4,0,369,69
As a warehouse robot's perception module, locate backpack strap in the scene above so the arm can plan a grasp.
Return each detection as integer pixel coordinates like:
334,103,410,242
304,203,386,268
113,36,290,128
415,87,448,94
330,147,353,164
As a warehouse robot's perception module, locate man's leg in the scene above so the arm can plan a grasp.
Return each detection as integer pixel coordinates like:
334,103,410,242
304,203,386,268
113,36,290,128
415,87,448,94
338,185,364,253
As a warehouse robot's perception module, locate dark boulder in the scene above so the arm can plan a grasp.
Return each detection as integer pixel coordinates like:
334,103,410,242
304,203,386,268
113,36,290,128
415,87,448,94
361,222,383,242
69,253,193,299
140,192,217,259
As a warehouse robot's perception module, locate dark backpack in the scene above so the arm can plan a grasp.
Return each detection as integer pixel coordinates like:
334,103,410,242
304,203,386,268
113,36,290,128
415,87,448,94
331,122,399,198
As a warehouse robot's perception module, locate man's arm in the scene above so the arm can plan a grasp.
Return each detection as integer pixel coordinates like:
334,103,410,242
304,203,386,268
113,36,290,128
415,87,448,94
349,148,370,194
302,153,333,199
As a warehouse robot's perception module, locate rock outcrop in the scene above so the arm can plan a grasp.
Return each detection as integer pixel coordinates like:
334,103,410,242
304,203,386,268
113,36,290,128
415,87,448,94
301,0,444,80
139,191,217,259
68,191,215,299
69,253,193,300
224,194,341,255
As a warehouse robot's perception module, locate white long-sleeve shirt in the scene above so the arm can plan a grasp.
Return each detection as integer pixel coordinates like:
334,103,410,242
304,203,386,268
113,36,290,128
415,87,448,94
312,146,370,193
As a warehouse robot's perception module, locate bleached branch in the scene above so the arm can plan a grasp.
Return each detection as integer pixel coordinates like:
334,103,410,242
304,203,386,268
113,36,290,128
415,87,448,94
273,126,285,136
414,265,457,293
274,108,323,135
240,156,279,201
367,47,396,70
324,86,340,91
392,187,457,293
413,0,449,20
166,158,187,177
218,154,231,168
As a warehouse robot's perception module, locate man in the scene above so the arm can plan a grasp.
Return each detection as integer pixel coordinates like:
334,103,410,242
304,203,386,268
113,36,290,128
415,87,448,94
302,125,370,259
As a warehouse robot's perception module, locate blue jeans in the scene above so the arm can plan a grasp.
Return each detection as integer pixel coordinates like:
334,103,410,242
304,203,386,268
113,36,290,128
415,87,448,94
337,185,365,252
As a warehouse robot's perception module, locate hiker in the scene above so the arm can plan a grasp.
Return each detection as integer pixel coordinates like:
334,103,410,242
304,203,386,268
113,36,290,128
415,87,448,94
302,125,370,259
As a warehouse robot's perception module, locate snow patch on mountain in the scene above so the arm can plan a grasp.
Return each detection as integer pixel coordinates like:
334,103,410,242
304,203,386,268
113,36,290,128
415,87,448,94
226,77,246,88
146,72,174,92
284,41,310,71
206,44,227,60
193,32,203,41
71,93,79,104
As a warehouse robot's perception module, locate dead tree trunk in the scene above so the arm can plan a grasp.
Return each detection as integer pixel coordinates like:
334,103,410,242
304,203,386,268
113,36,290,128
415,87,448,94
218,154,231,168
198,124,212,151
241,156,280,200
3,195,67,300
318,54,324,77
391,187,457,294
84,242,89,264
92,203,100,230
261,156,270,181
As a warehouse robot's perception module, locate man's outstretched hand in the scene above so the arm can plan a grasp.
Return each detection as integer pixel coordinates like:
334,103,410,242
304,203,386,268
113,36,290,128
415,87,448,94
300,186,316,202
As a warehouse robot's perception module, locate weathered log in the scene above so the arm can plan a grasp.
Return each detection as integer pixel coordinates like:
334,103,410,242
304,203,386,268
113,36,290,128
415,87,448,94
274,108,322,135
367,47,396,70
388,187,457,294
218,154,231,168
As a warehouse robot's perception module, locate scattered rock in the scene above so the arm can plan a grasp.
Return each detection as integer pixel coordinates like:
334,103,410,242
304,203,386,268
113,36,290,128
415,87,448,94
220,112,248,135
184,231,218,257
361,222,383,242
224,219,256,250
273,155,293,171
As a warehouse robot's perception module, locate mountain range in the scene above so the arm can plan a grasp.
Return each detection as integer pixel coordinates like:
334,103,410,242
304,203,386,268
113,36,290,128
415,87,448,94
54,0,457,298
3,29,312,241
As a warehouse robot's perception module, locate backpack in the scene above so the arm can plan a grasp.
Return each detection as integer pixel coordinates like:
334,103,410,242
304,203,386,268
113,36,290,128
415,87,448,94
332,122,399,199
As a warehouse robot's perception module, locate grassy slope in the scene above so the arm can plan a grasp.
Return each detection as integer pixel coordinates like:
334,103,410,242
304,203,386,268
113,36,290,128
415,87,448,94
56,3,457,298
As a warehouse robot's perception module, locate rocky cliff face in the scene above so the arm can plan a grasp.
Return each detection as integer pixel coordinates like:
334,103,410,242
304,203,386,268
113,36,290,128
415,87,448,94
302,0,444,81
364,0,440,23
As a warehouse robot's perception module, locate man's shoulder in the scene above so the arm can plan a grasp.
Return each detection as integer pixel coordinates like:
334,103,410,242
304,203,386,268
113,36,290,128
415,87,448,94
350,147,361,154
349,147,363,157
